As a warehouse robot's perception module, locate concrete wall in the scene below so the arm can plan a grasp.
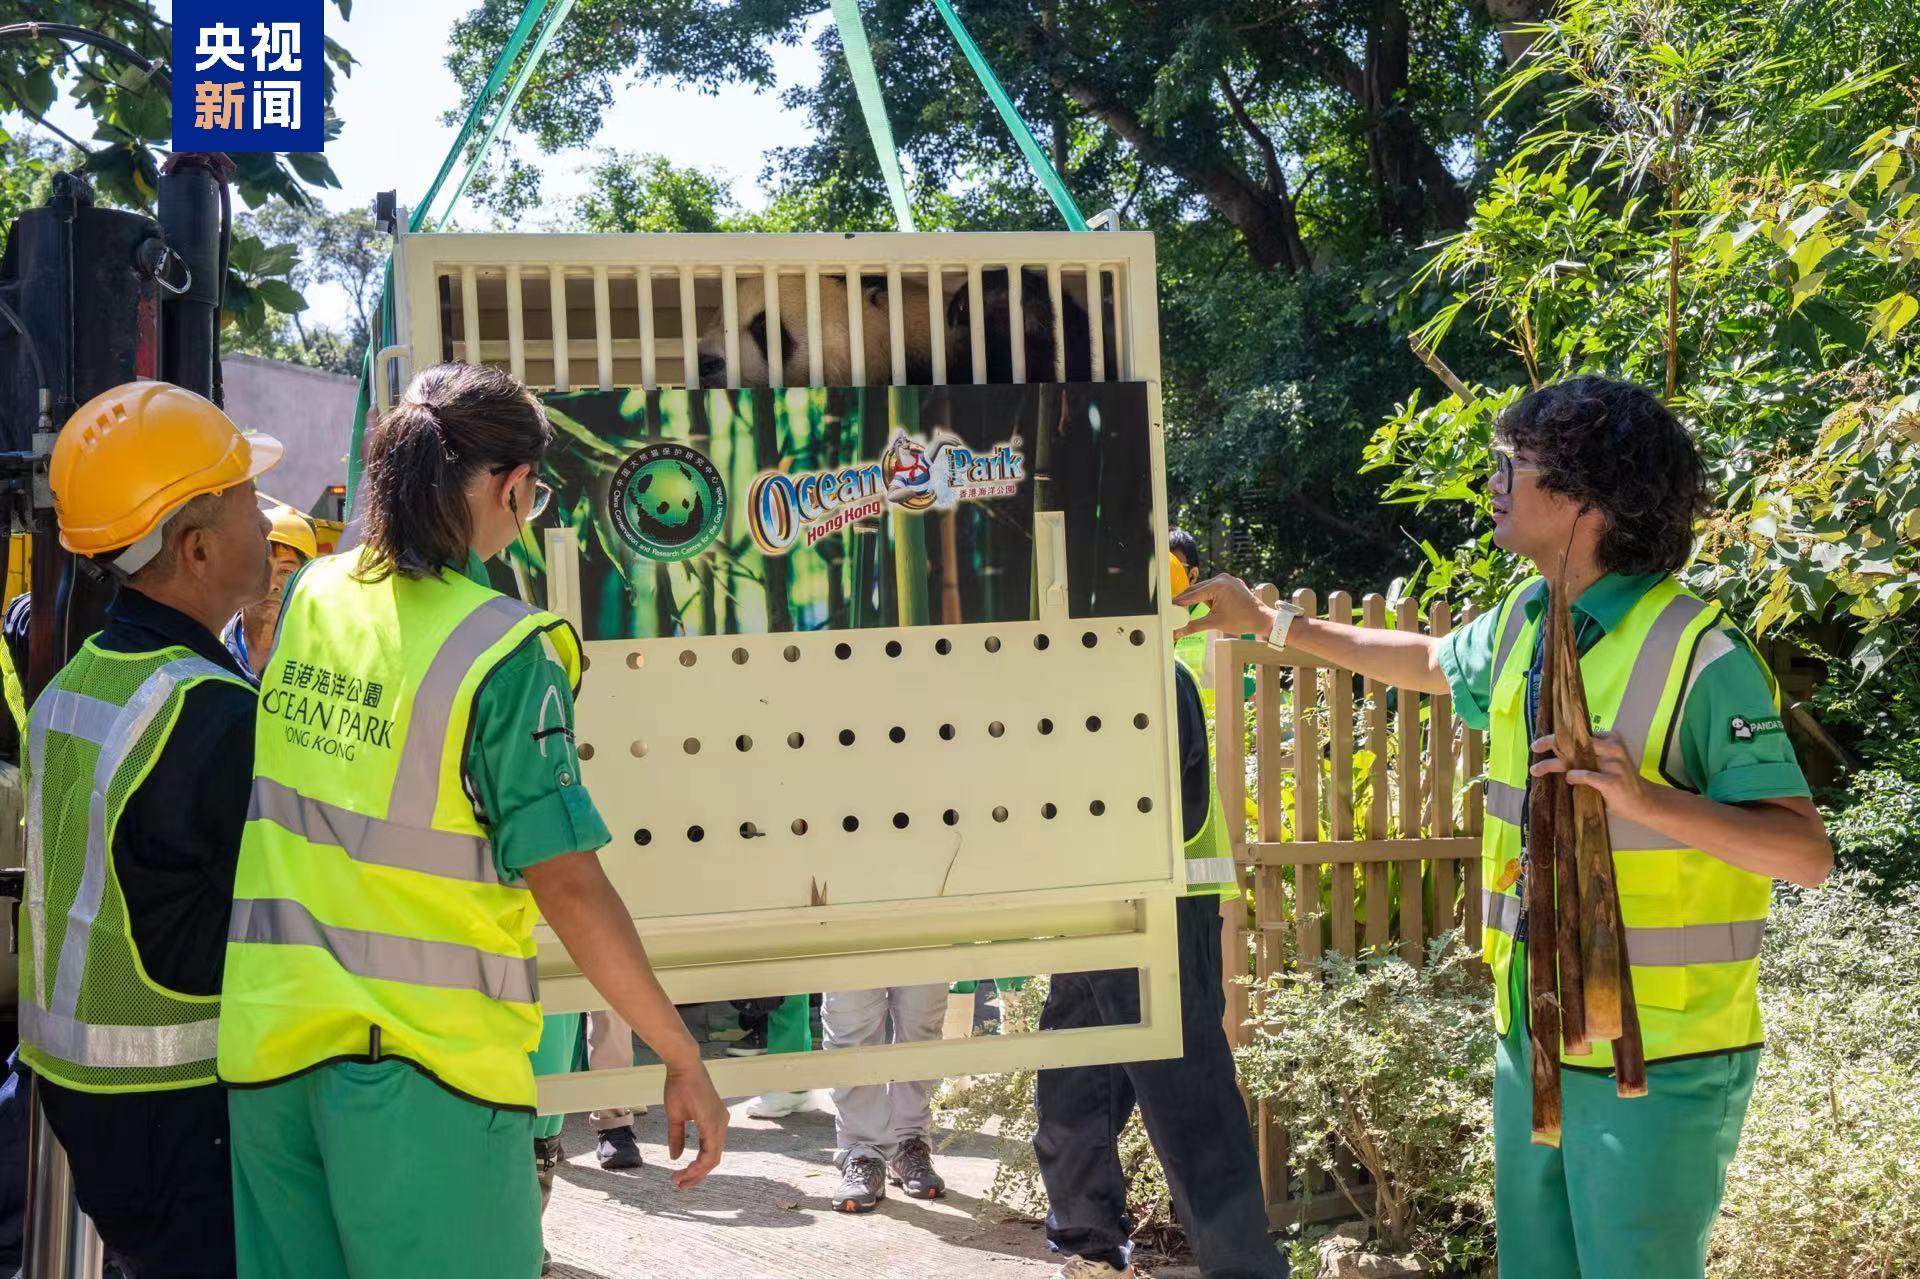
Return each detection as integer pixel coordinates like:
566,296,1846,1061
220,353,357,514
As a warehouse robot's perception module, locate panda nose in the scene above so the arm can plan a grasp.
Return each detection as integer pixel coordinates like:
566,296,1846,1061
696,354,727,387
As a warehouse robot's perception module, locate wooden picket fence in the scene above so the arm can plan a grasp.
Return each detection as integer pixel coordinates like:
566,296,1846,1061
1207,587,1488,1227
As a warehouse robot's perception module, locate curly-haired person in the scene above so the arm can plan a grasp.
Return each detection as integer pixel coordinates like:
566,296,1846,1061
1177,376,1831,1279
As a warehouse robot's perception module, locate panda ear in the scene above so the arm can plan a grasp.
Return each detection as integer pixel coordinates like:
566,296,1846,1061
863,280,890,310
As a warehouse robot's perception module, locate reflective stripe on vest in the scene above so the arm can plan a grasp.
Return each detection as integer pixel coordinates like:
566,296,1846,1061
229,898,538,1003
1186,856,1237,888
21,649,243,1090
1479,888,1765,966
1478,575,1772,1067
249,776,497,884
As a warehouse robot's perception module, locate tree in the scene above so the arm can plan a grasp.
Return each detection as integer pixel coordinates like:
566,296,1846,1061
575,152,741,233
446,0,1511,270
0,1,355,210
1368,0,1920,671
247,202,388,364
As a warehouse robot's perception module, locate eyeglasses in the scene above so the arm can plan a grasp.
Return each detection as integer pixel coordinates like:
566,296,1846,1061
1491,448,1543,491
491,464,554,521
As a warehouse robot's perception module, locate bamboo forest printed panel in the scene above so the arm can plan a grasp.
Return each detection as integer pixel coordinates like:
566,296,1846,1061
505,384,1155,641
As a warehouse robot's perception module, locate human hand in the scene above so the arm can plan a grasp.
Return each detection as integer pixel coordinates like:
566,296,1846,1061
1172,574,1273,641
1528,731,1655,824
662,1058,729,1189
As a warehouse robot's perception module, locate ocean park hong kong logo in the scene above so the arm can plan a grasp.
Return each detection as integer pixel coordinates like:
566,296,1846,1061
172,0,324,153
609,443,729,562
748,431,1026,555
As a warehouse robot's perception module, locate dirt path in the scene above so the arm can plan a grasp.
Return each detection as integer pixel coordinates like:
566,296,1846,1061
542,1100,1062,1279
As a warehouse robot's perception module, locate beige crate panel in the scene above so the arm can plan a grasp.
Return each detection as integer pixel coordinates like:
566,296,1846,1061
578,620,1179,918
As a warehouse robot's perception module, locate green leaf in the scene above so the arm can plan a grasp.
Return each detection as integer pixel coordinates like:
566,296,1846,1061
255,280,309,314
1792,233,1835,277
1789,271,1828,315
1873,149,1903,193
1802,298,1868,351
1868,293,1918,343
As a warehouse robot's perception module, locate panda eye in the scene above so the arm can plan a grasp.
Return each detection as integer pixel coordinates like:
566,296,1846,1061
748,313,768,351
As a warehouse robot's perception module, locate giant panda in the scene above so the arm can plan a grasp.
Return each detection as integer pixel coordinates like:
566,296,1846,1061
694,267,1093,388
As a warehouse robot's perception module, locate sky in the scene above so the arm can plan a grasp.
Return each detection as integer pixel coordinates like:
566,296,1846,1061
11,0,826,327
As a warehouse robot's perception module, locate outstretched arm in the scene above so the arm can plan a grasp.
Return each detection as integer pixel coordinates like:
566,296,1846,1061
1174,574,1451,696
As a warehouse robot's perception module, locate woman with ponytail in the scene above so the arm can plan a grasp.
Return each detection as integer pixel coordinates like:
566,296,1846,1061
217,363,727,1278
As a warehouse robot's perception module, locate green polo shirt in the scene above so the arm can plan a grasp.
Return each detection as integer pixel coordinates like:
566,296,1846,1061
445,552,613,880
1437,572,1809,805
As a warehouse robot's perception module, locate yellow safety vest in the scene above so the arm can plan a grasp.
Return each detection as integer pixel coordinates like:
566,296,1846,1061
19,644,249,1092
218,554,582,1110
1480,575,1771,1068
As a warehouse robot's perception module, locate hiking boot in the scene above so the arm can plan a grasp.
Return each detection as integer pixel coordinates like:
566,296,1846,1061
534,1135,564,1210
887,1136,946,1200
725,1024,768,1056
831,1155,886,1213
1052,1256,1133,1279
596,1125,644,1170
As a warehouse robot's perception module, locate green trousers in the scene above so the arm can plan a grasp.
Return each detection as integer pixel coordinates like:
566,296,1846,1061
229,1062,541,1279
767,994,812,1055
528,1013,583,1139
1495,943,1757,1278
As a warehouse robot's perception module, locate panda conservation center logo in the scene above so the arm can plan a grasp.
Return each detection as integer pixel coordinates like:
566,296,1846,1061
609,443,728,562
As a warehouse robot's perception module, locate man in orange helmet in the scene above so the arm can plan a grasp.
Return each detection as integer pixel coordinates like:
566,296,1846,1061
17,381,278,1278
222,503,317,681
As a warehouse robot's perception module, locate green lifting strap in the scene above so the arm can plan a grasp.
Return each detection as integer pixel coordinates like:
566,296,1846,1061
929,0,1087,231
347,0,567,512
830,0,915,232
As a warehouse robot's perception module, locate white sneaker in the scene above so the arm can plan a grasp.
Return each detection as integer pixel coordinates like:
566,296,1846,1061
1052,1259,1132,1279
745,1089,825,1118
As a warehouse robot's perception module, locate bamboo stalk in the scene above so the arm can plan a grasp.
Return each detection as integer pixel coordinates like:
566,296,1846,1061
1612,901,1649,1098
1547,569,1627,1042
1541,591,1590,1057
1523,700,1563,1147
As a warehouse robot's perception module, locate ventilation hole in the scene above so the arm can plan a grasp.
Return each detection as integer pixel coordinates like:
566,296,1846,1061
1082,631,1098,648
1129,630,1145,646
1038,718,1054,735
988,721,1005,738
885,640,903,658
1033,634,1051,651
634,828,652,847
791,818,809,836
938,723,956,741
935,638,952,656
892,812,910,830
630,740,648,757
735,734,753,752
942,809,959,826
787,731,805,749
843,815,860,833
1086,716,1102,732
889,726,906,744
627,652,645,670
784,645,801,663
740,821,763,839
839,729,856,747
688,825,706,842
992,806,1009,823
984,636,1002,653
1133,713,1149,730
578,743,596,761
1041,803,1057,820
683,738,701,755
1137,797,1153,813
835,642,853,660
679,650,697,667
731,647,749,665
580,654,592,671
1089,800,1106,817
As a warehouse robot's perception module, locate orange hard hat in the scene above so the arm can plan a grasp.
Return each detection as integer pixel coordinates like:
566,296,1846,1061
52,382,282,565
262,503,318,561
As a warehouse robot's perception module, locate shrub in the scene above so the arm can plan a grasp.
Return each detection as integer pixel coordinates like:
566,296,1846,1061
1235,935,1497,1272
1711,875,1920,1279
1823,768,1920,896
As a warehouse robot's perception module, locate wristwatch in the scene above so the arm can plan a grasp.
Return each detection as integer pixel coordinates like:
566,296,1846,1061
1265,600,1306,651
